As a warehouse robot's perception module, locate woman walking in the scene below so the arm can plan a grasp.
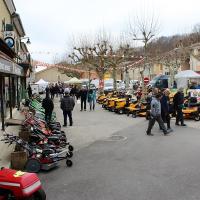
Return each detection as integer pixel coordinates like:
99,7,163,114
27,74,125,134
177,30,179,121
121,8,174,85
88,89,96,111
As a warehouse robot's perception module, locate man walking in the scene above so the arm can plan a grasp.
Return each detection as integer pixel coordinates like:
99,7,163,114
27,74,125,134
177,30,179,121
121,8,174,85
79,86,88,111
42,93,54,123
173,87,186,126
161,89,173,131
146,93,170,136
60,88,75,127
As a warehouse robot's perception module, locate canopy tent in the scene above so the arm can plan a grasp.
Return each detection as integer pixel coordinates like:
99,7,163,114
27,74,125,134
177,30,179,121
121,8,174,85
175,70,200,88
34,79,48,93
35,79,49,85
65,77,82,84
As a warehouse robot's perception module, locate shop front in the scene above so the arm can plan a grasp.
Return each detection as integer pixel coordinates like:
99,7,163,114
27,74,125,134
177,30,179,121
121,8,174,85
0,52,24,130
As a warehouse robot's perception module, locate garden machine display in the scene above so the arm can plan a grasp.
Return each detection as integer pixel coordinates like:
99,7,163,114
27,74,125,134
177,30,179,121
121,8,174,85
2,134,74,173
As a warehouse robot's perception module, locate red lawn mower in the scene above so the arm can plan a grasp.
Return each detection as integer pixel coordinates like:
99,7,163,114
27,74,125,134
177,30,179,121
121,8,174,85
2,134,73,173
0,167,46,200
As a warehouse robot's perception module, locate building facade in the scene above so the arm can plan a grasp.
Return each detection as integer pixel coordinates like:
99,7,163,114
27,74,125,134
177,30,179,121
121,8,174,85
0,0,32,130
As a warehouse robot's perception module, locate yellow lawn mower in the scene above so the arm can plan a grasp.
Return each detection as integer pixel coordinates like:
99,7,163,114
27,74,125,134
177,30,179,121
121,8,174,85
126,101,148,118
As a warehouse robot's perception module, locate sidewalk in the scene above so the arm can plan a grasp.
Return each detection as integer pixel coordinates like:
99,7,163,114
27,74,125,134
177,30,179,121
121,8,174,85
0,108,25,167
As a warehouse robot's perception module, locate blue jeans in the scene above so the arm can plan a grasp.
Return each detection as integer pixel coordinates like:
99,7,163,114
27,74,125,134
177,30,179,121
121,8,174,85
89,99,96,110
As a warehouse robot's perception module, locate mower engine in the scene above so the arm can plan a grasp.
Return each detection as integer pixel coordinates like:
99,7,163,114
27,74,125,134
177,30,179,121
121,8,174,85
0,167,46,200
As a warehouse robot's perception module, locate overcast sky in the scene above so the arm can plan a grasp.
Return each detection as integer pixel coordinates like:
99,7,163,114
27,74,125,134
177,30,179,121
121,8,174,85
14,0,200,63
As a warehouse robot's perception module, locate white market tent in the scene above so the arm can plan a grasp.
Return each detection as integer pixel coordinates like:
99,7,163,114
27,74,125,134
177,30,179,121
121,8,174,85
35,79,49,85
35,79,49,93
175,70,200,88
65,77,82,84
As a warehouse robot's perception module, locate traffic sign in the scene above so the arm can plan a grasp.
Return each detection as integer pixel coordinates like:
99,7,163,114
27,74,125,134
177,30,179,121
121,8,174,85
144,77,149,84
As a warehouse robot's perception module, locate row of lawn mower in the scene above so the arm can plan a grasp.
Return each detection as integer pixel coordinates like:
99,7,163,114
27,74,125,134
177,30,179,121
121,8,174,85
2,97,74,173
97,93,150,119
97,92,200,121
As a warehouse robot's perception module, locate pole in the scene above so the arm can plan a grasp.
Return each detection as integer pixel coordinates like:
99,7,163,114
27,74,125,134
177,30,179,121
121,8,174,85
9,76,12,119
16,77,20,110
0,76,5,131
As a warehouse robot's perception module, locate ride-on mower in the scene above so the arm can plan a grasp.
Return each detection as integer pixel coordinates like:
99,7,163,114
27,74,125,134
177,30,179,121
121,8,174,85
0,167,46,200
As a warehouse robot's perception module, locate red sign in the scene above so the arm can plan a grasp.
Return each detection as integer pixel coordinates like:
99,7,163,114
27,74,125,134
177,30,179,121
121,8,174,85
144,77,149,84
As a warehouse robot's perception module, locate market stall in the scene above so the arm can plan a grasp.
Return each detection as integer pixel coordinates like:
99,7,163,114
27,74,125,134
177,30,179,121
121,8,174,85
175,70,200,89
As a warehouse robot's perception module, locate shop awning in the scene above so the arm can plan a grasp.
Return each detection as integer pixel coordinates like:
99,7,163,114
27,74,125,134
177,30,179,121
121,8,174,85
0,51,23,76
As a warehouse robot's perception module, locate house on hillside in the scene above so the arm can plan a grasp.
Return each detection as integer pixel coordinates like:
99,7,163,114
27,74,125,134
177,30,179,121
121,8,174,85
35,67,71,83
190,43,200,73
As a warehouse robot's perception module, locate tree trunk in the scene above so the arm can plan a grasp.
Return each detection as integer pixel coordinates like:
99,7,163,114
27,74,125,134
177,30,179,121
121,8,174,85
113,66,117,91
140,69,144,90
98,71,104,93
125,67,129,90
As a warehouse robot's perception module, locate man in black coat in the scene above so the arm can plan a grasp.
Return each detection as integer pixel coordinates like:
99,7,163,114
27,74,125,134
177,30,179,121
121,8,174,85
173,87,186,126
60,88,75,127
42,93,54,123
79,86,88,111
161,89,172,131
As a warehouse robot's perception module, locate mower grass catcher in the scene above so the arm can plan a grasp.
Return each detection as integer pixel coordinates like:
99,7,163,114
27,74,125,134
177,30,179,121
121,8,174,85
0,167,46,200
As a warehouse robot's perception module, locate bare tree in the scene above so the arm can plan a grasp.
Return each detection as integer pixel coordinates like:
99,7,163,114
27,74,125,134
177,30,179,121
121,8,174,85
68,40,112,91
129,14,159,89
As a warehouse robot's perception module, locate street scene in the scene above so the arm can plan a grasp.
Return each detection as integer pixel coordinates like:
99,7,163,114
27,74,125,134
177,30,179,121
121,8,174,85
1,0,200,199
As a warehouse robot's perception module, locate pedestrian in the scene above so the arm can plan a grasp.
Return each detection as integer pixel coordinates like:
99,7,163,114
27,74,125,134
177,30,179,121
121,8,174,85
160,89,173,131
173,87,186,126
146,93,170,136
88,89,96,111
70,85,76,99
55,83,60,97
136,87,142,101
42,93,54,123
60,88,75,127
27,84,32,99
79,86,88,111
50,84,55,99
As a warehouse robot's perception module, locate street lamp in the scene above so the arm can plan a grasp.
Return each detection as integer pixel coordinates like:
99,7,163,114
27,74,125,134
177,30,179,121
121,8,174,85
20,37,31,45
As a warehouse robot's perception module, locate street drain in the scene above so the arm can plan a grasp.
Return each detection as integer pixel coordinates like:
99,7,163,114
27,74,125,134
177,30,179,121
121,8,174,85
106,135,127,142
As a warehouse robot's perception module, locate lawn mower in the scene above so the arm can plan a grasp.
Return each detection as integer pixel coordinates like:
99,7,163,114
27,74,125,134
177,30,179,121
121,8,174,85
2,134,74,173
114,98,127,114
97,94,107,104
114,95,132,114
0,167,46,199
182,98,200,121
125,100,148,118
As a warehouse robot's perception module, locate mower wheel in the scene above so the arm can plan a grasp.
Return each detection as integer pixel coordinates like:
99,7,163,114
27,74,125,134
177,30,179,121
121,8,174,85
67,151,73,158
119,110,124,114
25,158,41,173
66,159,73,167
68,145,74,152
29,189,46,200
132,113,136,118
194,114,200,121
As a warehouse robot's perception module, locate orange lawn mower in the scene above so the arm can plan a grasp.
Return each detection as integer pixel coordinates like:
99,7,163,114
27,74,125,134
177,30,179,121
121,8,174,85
182,97,200,121
125,100,149,118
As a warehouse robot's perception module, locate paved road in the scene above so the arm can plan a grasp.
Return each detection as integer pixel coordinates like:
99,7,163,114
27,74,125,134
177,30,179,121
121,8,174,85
39,98,200,200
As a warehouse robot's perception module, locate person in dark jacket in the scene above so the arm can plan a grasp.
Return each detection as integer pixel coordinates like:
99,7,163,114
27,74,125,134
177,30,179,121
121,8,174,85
173,87,186,126
60,88,75,127
146,93,170,136
79,86,88,111
161,89,172,131
42,93,54,123
27,84,32,99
